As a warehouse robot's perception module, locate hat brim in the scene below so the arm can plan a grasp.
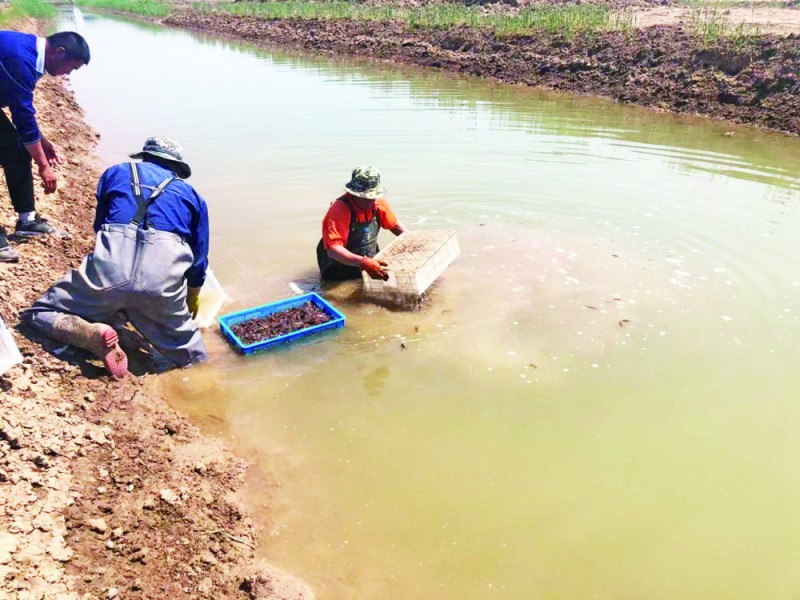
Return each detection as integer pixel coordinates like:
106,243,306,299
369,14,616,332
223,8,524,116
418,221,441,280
129,150,192,179
344,184,385,200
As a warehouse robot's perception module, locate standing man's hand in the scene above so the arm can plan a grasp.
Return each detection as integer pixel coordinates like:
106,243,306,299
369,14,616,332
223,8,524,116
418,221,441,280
187,287,202,319
38,164,57,194
40,137,61,168
25,140,58,194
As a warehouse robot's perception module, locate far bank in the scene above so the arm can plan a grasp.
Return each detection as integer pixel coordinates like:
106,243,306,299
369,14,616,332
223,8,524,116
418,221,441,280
77,0,800,135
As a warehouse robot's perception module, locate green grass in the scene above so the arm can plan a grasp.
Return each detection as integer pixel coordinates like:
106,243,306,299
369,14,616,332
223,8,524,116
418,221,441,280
76,0,170,18
668,0,764,43
71,0,767,42
0,0,58,26
686,3,761,44
202,1,613,38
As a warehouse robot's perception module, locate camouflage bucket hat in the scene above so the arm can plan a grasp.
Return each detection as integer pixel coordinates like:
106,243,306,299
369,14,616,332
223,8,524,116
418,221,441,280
344,166,385,200
129,136,192,179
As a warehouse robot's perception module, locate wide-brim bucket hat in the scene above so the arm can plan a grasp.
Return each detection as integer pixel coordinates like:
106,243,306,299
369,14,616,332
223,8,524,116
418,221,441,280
129,136,192,179
344,165,385,200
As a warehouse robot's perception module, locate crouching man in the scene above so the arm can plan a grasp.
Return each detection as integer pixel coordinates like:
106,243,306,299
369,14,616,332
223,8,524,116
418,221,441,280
21,137,209,378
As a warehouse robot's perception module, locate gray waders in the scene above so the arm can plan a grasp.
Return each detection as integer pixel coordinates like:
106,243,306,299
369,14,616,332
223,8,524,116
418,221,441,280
317,196,380,280
21,163,208,368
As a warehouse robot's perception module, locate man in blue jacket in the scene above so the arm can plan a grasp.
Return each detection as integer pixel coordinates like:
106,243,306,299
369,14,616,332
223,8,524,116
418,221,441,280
0,30,90,262
21,137,209,378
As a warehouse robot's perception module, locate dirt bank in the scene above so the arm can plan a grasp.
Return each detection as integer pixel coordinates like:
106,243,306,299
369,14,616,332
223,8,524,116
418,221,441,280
0,26,312,600
163,10,800,134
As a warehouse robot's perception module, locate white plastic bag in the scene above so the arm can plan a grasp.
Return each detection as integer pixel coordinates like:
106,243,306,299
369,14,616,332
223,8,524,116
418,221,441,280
194,268,227,329
0,316,22,376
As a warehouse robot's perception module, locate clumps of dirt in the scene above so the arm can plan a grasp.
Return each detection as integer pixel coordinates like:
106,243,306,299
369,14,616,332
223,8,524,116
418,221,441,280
0,21,313,600
231,303,332,345
164,12,800,134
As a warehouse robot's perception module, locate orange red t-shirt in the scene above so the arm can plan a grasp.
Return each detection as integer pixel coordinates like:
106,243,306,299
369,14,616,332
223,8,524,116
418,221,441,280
321,195,399,250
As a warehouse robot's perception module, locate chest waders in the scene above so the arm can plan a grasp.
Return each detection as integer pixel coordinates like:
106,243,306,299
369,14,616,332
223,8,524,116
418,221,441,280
317,196,381,280
21,162,208,368
129,161,176,228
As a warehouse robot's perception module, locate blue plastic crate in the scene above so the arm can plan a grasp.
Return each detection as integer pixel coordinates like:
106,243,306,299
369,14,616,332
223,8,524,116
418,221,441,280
218,292,345,354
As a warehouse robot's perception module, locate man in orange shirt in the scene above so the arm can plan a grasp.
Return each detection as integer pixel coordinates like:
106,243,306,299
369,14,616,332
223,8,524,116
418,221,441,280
317,166,407,281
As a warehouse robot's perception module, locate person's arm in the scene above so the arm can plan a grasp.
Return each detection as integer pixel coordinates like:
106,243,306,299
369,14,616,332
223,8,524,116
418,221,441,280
322,200,357,266
327,245,388,280
378,200,405,237
93,170,111,232
186,196,209,319
24,140,57,194
321,198,387,280
186,192,209,290
0,57,57,193
39,135,61,167
326,244,369,268
187,286,201,319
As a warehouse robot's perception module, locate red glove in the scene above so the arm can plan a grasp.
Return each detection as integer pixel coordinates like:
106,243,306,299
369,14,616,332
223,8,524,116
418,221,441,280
361,257,389,281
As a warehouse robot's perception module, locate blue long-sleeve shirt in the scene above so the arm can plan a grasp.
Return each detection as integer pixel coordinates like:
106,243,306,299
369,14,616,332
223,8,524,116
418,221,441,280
0,31,43,145
94,161,210,288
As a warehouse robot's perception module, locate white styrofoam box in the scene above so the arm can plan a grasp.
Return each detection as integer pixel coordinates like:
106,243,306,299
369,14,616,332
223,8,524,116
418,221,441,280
362,230,460,304
0,315,22,376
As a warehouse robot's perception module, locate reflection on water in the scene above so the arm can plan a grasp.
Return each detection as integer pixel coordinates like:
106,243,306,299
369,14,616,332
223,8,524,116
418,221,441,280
64,10,800,600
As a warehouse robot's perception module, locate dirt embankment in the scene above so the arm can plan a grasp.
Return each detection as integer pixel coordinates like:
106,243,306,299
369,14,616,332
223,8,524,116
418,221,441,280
164,11,800,134
0,33,312,600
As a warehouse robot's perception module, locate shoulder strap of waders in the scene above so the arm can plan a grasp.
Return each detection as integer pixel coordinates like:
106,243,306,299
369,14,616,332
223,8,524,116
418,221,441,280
129,161,177,228
342,196,356,225
342,195,378,227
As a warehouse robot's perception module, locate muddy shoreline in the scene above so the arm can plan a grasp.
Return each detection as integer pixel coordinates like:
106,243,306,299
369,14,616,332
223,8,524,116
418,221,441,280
162,10,799,135
0,23,311,599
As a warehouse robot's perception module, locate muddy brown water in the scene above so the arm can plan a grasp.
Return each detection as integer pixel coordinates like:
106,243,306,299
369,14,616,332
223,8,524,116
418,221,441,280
63,9,800,599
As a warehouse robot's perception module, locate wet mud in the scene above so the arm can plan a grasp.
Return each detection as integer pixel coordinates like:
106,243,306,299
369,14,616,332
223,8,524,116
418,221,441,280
165,11,800,134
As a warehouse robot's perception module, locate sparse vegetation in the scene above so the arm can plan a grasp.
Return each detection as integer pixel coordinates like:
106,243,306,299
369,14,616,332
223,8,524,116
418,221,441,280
678,0,786,8
76,0,170,18
687,3,761,44
201,1,614,37
74,0,775,42
0,0,57,26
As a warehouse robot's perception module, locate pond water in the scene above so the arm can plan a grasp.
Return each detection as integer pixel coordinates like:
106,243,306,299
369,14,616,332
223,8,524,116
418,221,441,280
61,9,800,599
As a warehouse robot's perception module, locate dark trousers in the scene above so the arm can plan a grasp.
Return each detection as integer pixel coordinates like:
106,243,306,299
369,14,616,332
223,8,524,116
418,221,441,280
0,111,34,214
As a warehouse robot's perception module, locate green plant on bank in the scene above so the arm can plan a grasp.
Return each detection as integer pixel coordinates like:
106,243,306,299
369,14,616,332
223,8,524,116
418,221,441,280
609,7,635,33
73,0,766,43
203,1,613,38
0,0,57,26
76,0,170,18
687,2,761,45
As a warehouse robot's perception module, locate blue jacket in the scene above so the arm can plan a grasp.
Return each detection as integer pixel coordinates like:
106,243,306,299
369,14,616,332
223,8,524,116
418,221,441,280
0,31,42,145
94,161,210,288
